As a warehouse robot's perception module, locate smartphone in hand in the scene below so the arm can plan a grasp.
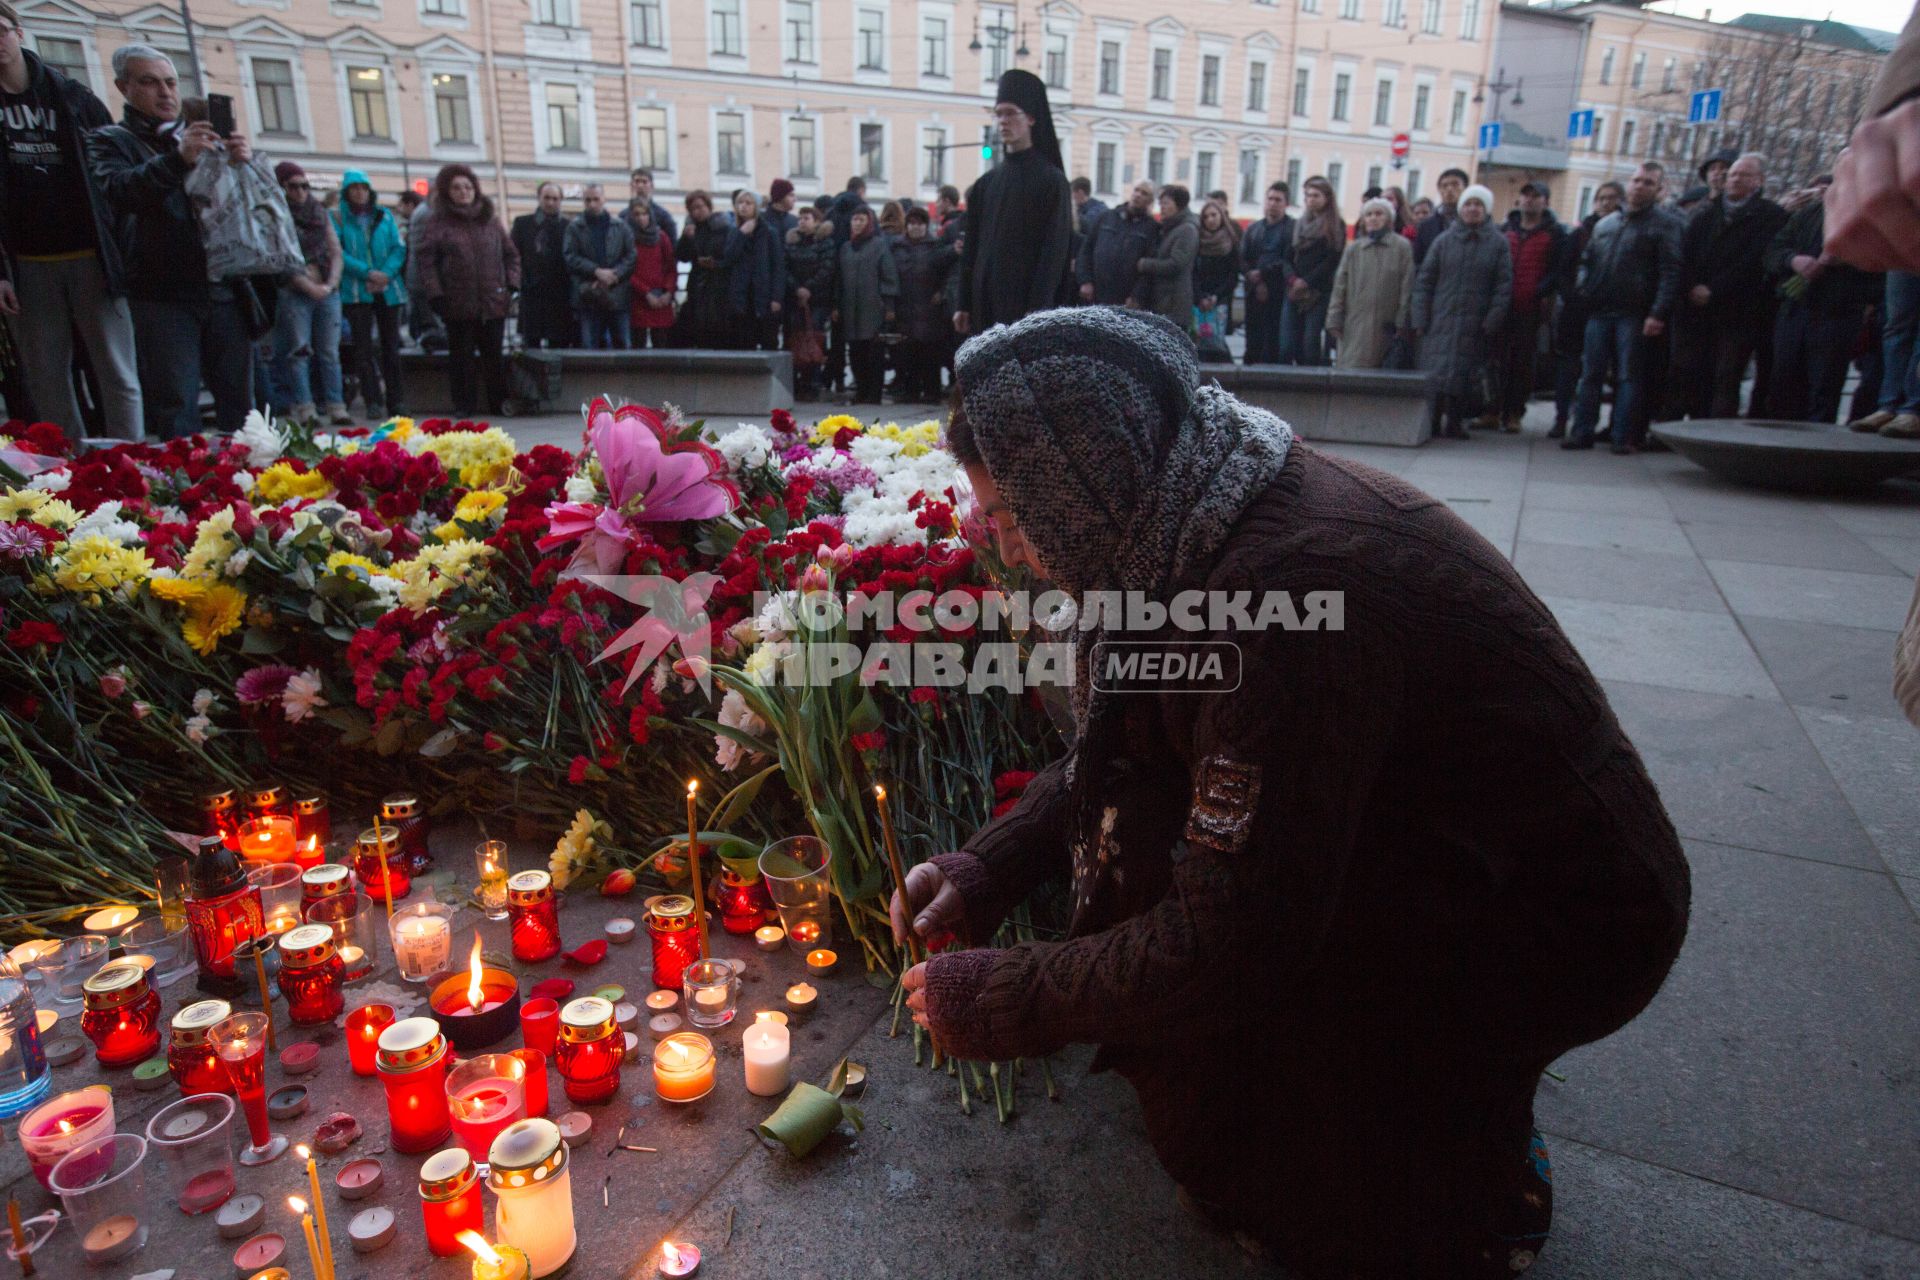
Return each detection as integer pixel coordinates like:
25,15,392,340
207,93,236,139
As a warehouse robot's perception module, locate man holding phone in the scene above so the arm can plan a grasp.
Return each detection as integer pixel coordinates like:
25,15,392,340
86,43,256,438
0,1,142,440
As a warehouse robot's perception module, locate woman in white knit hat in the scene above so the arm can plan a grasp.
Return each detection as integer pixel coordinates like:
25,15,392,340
1411,184,1513,438
1326,196,1415,369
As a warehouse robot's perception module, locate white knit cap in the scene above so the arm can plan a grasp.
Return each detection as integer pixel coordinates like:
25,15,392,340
1460,184,1496,213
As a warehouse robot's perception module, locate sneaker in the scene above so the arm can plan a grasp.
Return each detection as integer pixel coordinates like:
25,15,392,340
1851,410,1897,432
1880,414,1920,439
1560,437,1594,450
1547,420,1567,440
325,403,354,426
365,405,388,423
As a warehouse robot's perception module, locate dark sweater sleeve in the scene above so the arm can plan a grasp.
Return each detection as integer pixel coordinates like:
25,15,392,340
923,587,1405,1060
928,753,1074,945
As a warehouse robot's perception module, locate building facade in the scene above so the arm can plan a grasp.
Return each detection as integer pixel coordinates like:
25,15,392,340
17,0,1496,221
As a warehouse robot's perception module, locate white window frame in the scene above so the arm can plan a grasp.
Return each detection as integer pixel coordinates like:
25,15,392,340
629,0,669,60
1285,156,1303,204
1411,75,1434,136
533,77,592,159
1145,19,1182,115
979,3,1013,88
334,59,401,152
1146,142,1168,186
1094,20,1131,106
1291,59,1314,122
1095,139,1118,195
1199,51,1223,110
422,50,485,154
1149,46,1174,104
783,0,817,67
245,54,305,139
853,5,889,84
531,0,577,28
1420,0,1441,34
1339,0,1361,21
1331,64,1357,128
1661,56,1675,93
1325,158,1345,204
1448,82,1471,138
1383,0,1405,29
1244,52,1270,122
1366,162,1383,191
1630,50,1645,89
1458,0,1480,40
853,116,890,191
918,1,953,87
330,0,383,21
1406,165,1422,200
1236,145,1263,207
417,0,466,25
1193,147,1218,198
233,25,315,146
1600,46,1615,85
1619,116,1636,156
711,105,752,179
634,98,676,178
919,122,949,189
783,112,820,181
1371,69,1397,132
707,0,746,66
1043,28,1070,94
1577,183,1595,219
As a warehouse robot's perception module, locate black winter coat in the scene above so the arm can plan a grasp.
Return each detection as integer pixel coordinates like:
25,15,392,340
1576,204,1684,321
784,224,837,322
1764,202,1882,313
722,219,785,321
890,236,960,345
676,215,734,344
1681,195,1789,321
1076,207,1160,305
2,53,123,294
85,106,210,299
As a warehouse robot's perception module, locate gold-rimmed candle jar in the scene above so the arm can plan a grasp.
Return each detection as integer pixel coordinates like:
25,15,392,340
167,999,233,1094
353,826,411,902
507,872,560,963
275,925,344,1026
553,998,622,1106
81,961,162,1067
246,785,290,820
380,793,431,872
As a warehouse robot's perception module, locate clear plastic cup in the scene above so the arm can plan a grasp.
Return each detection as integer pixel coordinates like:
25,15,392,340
680,958,740,1029
0,954,50,1120
474,840,510,921
50,1132,150,1266
306,892,379,983
144,1093,237,1214
120,917,193,989
759,836,834,953
33,935,108,1009
248,863,304,938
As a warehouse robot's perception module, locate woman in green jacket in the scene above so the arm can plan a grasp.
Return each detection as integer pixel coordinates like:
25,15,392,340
333,169,409,419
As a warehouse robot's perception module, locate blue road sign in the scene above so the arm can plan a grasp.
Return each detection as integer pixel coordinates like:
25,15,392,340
1478,121,1502,151
1568,109,1594,139
1689,88,1722,124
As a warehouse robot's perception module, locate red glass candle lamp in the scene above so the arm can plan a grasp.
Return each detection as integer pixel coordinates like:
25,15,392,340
186,835,263,998
167,999,233,1094
200,789,241,847
418,1147,485,1257
445,1053,527,1161
292,793,330,848
81,960,162,1066
247,784,290,820
554,997,623,1106
211,1010,287,1165
647,895,700,990
275,925,345,1026
430,934,522,1051
510,1049,549,1118
353,826,411,901
507,871,561,963
380,793,432,873
299,862,351,915
716,865,774,935
376,1017,453,1153
345,1003,395,1076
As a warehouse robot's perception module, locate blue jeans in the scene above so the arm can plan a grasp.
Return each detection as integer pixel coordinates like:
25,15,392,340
1880,271,1920,415
131,289,254,439
271,287,343,410
1572,314,1644,446
578,309,631,350
1279,295,1330,366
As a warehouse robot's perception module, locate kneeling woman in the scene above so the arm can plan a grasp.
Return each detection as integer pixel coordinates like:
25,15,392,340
898,307,1690,1279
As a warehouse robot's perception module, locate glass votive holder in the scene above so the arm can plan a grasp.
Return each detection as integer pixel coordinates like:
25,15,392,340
20,1084,115,1190
345,1004,397,1076
680,958,740,1029
474,840,510,921
389,901,454,983
120,917,193,989
759,835,834,953
237,815,297,867
510,1049,548,1118
0,954,50,1121
651,1032,715,1103
306,892,379,983
144,1092,237,1215
50,1132,150,1266
247,863,305,938
518,998,560,1057
446,1053,528,1164
33,934,109,1009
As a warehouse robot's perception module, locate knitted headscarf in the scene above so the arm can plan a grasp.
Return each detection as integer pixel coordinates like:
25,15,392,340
953,306,1294,927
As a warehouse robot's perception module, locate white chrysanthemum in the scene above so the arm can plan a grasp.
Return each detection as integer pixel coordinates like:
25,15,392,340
714,687,768,772
233,411,287,467
70,501,143,547
223,548,253,577
154,505,188,525
191,688,216,715
25,469,70,493
184,713,213,744
563,474,598,503
753,590,800,639
714,423,774,472
368,574,404,610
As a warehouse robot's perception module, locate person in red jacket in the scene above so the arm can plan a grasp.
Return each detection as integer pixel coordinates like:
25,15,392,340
626,202,676,347
1490,182,1569,433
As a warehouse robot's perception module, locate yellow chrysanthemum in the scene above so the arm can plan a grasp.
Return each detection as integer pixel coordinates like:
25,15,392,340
149,576,210,604
411,428,517,488
181,582,247,655
394,539,493,611
547,809,606,890
809,414,863,444
867,420,941,457
324,550,379,576
0,489,80,528
180,508,239,581
433,490,508,542
50,535,153,600
252,462,331,505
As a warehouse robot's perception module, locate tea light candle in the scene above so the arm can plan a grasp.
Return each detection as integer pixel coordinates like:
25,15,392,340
555,1111,592,1146
652,1033,715,1103
462,1233,533,1280
753,925,785,952
742,1019,790,1097
348,1205,397,1253
783,983,817,1019
692,987,729,1017
605,918,636,945
647,1014,682,1041
120,952,157,971
233,1232,287,1275
82,905,139,935
345,1004,396,1076
216,1193,265,1239
267,1084,309,1120
336,1157,384,1200
754,1009,788,1026
614,1002,639,1032
645,990,678,1014
8,938,58,969
82,1213,143,1263
622,1031,641,1062
658,1240,702,1278
788,921,822,947
805,948,837,976
34,1007,57,1034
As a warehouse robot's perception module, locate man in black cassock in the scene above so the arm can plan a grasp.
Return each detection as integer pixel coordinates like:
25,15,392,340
953,70,1073,336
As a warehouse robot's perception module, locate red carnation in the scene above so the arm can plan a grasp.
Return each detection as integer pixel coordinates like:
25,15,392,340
850,730,885,754
4,620,64,650
567,755,591,785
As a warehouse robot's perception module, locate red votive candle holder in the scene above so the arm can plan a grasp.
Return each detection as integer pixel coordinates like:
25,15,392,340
506,872,561,963
375,1018,452,1154
511,1049,548,1118
292,794,330,848
554,998,623,1106
646,895,700,991
353,827,411,902
275,925,345,1026
379,793,432,872
417,1147,484,1257
81,960,162,1066
345,1004,396,1076
717,866,773,935
519,998,559,1057
201,789,241,847
246,784,290,820
167,999,233,1095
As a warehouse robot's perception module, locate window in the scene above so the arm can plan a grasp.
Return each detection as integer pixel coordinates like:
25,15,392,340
1588,115,1604,152
1620,119,1635,154
857,8,886,72
1151,48,1171,102
545,82,582,150
1649,120,1665,157
1045,31,1068,89
1421,0,1441,34
859,122,886,181
347,66,390,140
716,112,748,173
1247,62,1267,113
421,0,464,16
922,17,948,76
787,116,817,178
1413,83,1430,130
636,105,670,169
1145,145,1168,185
1194,151,1215,195
34,37,88,85
1237,149,1259,204
1384,0,1405,25
1340,0,1360,18
1630,52,1645,88
1459,0,1479,38
1293,67,1310,117
253,58,299,135
1600,47,1614,85
1374,78,1393,127
1449,88,1467,134
711,0,742,56
432,73,473,143
786,1,815,62
922,127,947,185
1332,72,1351,122
1301,0,1318,12
1577,184,1594,218
1095,141,1117,193
983,8,1010,80
1661,57,1675,92
1326,161,1343,198
1406,167,1421,199
632,0,665,48
1285,157,1302,197
1201,54,1220,107
534,0,576,26
1367,163,1383,190
1098,41,1120,95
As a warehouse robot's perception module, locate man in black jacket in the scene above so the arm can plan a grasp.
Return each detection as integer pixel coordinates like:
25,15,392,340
1240,181,1294,365
625,167,676,243
1669,153,1787,418
1413,167,1468,266
1564,163,1683,453
1766,198,1882,423
1076,180,1157,306
0,5,141,440
510,182,572,349
1492,183,1569,432
86,44,257,438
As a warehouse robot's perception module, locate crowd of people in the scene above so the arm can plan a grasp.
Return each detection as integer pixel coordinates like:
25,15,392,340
1,16,1913,447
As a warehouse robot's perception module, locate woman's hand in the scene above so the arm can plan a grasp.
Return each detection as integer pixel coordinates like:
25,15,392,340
902,961,930,1029
889,860,964,950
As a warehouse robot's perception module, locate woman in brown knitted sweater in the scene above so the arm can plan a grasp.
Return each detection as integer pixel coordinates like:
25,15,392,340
899,307,1690,1279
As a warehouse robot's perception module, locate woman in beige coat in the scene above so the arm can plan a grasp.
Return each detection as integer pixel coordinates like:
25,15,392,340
1325,198,1415,369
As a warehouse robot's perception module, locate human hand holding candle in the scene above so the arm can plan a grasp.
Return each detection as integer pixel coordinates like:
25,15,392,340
887,861,964,952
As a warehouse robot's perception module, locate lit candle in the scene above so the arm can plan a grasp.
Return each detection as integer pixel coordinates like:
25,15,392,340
684,782,709,959
742,1019,790,1097
754,1009,789,1026
290,1197,328,1280
788,921,822,947
296,1145,337,1280
753,925,785,952
8,938,59,970
346,1004,396,1076
294,834,324,872
693,987,728,1016
652,1032,715,1103
658,1240,702,1278
20,1087,113,1188
783,982,817,1019
390,905,453,981
460,1230,533,1280
81,905,140,936
647,1014,682,1040
805,948,838,977
80,1213,142,1264
644,990,678,1014
241,817,298,866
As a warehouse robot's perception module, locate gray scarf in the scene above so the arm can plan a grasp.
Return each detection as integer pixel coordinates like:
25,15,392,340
954,306,1293,927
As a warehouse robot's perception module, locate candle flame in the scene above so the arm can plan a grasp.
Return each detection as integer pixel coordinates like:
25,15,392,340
295,1143,311,1160
467,933,485,1010
662,1242,682,1266
458,1231,501,1266
288,1195,308,1214
874,784,886,800
57,1119,72,1135
686,779,698,796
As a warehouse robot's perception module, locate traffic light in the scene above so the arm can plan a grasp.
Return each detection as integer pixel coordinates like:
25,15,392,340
980,141,994,160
